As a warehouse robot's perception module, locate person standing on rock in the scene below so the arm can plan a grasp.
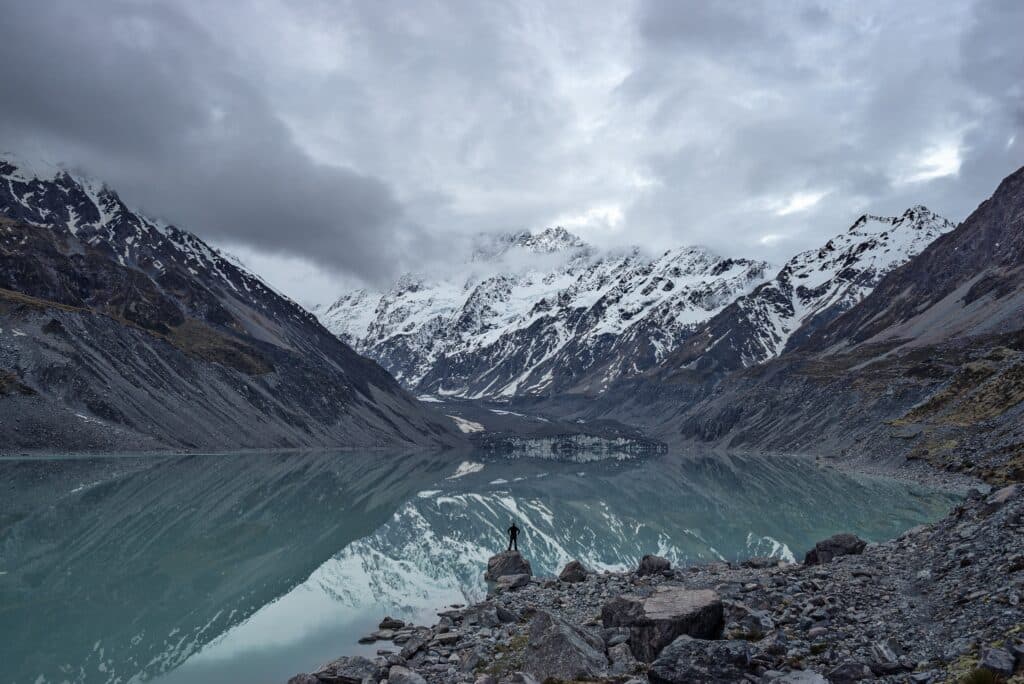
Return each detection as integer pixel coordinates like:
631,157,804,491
507,520,521,551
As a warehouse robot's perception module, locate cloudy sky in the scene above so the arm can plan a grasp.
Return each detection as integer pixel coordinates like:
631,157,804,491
1,0,1021,306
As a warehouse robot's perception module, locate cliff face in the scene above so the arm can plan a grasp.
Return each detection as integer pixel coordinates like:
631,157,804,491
0,157,461,451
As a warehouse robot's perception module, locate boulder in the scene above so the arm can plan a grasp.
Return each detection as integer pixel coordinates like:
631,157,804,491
400,634,428,660
804,533,867,565
607,642,639,676
463,602,501,628
388,666,428,684
523,609,608,681
498,673,540,684
637,554,671,576
723,600,774,639
741,556,781,569
983,484,1021,515
826,661,873,682
762,671,829,683
380,616,406,630
979,647,1017,677
760,629,789,656
485,551,533,581
869,638,906,675
459,647,488,673
495,573,531,591
311,656,383,684
559,559,589,583
1011,641,1024,669
647,635,753,684
287,676,319,684
601,586,723,662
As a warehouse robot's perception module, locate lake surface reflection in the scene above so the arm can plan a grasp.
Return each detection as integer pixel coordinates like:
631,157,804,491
0,450,959,684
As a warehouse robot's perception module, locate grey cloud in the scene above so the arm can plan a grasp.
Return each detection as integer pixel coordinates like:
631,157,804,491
0,0,420,284
0,0,1020,302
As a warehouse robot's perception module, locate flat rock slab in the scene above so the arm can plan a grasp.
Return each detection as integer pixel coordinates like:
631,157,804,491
485,551,533,581
601,586,723,662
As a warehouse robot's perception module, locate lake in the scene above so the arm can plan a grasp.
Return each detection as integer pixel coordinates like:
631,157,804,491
0,450,960,684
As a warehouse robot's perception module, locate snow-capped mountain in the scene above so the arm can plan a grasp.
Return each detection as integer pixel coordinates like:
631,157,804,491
662,206,957,374
0,154,459,450
317,227,770,398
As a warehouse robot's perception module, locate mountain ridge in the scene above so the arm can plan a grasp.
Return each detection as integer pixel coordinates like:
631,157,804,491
317,228,770,399
0,155,461,451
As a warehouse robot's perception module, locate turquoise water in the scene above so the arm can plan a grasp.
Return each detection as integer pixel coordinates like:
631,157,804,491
0,450,959,684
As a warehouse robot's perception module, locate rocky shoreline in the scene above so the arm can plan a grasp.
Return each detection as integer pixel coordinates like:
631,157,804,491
289,483,1023,684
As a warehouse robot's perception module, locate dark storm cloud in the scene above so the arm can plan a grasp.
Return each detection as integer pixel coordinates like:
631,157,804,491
0,0,1020,303
0,0,419,283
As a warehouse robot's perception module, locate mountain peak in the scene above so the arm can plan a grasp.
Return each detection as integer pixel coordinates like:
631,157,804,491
850,206,955,236
513,226,587,253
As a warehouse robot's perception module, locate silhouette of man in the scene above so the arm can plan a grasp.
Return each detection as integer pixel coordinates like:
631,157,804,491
507,520,520,552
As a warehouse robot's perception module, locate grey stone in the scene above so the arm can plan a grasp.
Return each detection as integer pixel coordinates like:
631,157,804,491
400,635,428,660
559,559,589,583
637,554,671,576
522,609,607,681
826,661,873,682
804,534,867,565
742,556,781,569
495,573,530,591
498,673,540,684
1011,641,1024,669
603,627,630,647
602,586,723,662
648,635,753,684
485,552,533,581
760,629,789,655
286,675,318,684
459,647,487,673
380,616,406,630
608,642,639,676
387,666,427,684
434,631,461,646
979,647,1016,677
313,656,383,684
983,484,1020,515
763,671,829,683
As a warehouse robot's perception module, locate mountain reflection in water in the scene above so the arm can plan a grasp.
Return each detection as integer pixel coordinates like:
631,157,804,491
0,450,959,684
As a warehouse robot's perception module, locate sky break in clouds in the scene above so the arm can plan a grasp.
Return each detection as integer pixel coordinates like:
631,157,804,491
0,0,1021,306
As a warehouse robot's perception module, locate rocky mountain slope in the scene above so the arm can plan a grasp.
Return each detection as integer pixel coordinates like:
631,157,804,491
584,165,1024,484
664,207,956,374
317,228,770,398
0,156,460,451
